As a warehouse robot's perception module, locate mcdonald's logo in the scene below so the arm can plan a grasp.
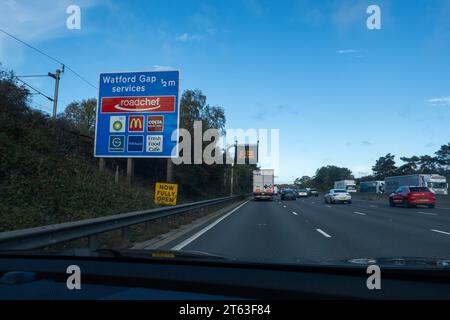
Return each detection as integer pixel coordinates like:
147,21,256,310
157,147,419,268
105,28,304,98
128,116,144,132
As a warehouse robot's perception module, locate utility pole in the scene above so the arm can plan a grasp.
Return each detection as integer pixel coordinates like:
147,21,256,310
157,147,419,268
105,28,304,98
48,66,64,119
230,140,237,196
230,163,234,196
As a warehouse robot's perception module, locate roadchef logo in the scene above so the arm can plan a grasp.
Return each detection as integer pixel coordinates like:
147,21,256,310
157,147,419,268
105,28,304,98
101,96,175,113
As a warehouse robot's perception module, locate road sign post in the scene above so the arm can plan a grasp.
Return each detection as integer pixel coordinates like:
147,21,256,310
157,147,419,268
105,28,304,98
99,158,105,172
126,158,134,185
166,158,173,183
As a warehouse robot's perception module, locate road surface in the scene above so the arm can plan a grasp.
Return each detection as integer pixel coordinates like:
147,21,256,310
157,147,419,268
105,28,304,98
163,197,450,263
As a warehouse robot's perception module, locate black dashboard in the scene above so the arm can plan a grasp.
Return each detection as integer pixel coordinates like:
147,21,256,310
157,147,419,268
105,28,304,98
1,254,450,300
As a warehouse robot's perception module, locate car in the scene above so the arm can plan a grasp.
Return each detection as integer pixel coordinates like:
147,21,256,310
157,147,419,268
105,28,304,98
389,186,436,208
281,188,297,200
297,188,309,197
309,188,319,197
324,189,352,204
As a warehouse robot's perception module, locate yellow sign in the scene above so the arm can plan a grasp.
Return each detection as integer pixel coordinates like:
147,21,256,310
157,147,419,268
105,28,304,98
154,182,178,206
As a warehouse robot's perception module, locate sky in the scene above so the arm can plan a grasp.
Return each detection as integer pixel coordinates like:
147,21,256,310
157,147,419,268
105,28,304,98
1,0,450,183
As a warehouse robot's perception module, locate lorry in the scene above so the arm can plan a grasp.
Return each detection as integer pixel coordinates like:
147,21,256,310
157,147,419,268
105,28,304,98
273,185,279,195
253,169,275,200
334,180,357,193
384,174,448,195
359,181,385,194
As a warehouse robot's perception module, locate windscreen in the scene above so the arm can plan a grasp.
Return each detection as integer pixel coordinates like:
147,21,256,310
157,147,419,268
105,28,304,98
409,187,431,192
0,0,450,292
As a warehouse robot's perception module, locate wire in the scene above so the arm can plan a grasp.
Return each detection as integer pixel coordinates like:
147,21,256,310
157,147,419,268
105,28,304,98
64,65,97,90
15,77,54,101
0,27,98,90
16,74,49,78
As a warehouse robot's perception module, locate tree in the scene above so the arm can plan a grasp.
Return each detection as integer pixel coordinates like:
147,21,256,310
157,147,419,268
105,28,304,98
312,166,354,191
180,89,226,133
294,176,311,187
0,66,29,117
61,98,96,136
396,156,420,175
417,155,438,174
372,153,397,179
435,142,450,172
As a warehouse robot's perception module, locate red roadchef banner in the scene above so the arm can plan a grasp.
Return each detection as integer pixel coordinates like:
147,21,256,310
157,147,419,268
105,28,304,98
101,96,175,113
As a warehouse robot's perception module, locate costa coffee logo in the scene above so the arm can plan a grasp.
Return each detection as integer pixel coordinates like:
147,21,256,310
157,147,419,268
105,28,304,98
148,115,164,132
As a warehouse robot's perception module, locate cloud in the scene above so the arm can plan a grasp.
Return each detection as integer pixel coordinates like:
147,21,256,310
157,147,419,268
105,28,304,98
336,49,365,58
428,96,450,107
290,0,325,27
0,0,103,67
153,65,175,70
331,1,367,34
175,33,203,42
361,141,372,146
253,103,299,120
191,10,217,36
337,49,358,54
0,0,102,41
351,164,373,178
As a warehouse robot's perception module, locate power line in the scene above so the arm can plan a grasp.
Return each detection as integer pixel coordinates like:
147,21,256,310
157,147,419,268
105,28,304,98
0,27,97,90
15,77,54,102
16,74,49,78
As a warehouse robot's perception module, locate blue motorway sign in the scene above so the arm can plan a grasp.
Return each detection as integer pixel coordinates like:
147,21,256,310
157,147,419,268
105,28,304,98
94,70,180,158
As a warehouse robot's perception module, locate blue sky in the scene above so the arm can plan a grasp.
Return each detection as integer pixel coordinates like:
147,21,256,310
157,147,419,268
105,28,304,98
1,0,450,183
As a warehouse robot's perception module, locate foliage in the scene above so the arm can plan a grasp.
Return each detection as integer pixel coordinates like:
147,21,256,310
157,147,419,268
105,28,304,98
0,71,149,231
372,153,397,179
296,166,354,191
299,144,450,187
0,67,252,232
60,98,96,136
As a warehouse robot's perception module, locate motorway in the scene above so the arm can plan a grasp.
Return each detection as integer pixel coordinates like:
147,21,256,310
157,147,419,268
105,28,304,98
164,197,450,263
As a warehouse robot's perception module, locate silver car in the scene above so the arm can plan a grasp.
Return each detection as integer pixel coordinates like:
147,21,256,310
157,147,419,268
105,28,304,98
324,189,352,204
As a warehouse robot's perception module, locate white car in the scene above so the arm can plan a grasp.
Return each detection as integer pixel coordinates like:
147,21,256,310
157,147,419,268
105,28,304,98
324,189,352,204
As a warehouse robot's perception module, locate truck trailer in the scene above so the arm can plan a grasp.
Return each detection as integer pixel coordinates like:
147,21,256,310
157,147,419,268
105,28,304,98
384,174,448,195
253,169,275,200
359,181,385,194
334,180,357,193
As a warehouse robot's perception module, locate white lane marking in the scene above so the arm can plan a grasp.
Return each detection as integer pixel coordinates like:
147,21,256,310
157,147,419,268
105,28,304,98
292,211,299,215
316,229,332,238
326,205,332,208
283,205,287,208
369,205,378,208
311,202,315,204
431,229,450,236
418,211,437,216
171,200,249,250
354,211,367,216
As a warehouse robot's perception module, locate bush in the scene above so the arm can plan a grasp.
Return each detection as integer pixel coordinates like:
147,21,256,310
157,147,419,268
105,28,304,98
0,75,152,232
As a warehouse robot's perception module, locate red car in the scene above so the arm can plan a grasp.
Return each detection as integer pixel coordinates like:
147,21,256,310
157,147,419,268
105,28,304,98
389,186,436,208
